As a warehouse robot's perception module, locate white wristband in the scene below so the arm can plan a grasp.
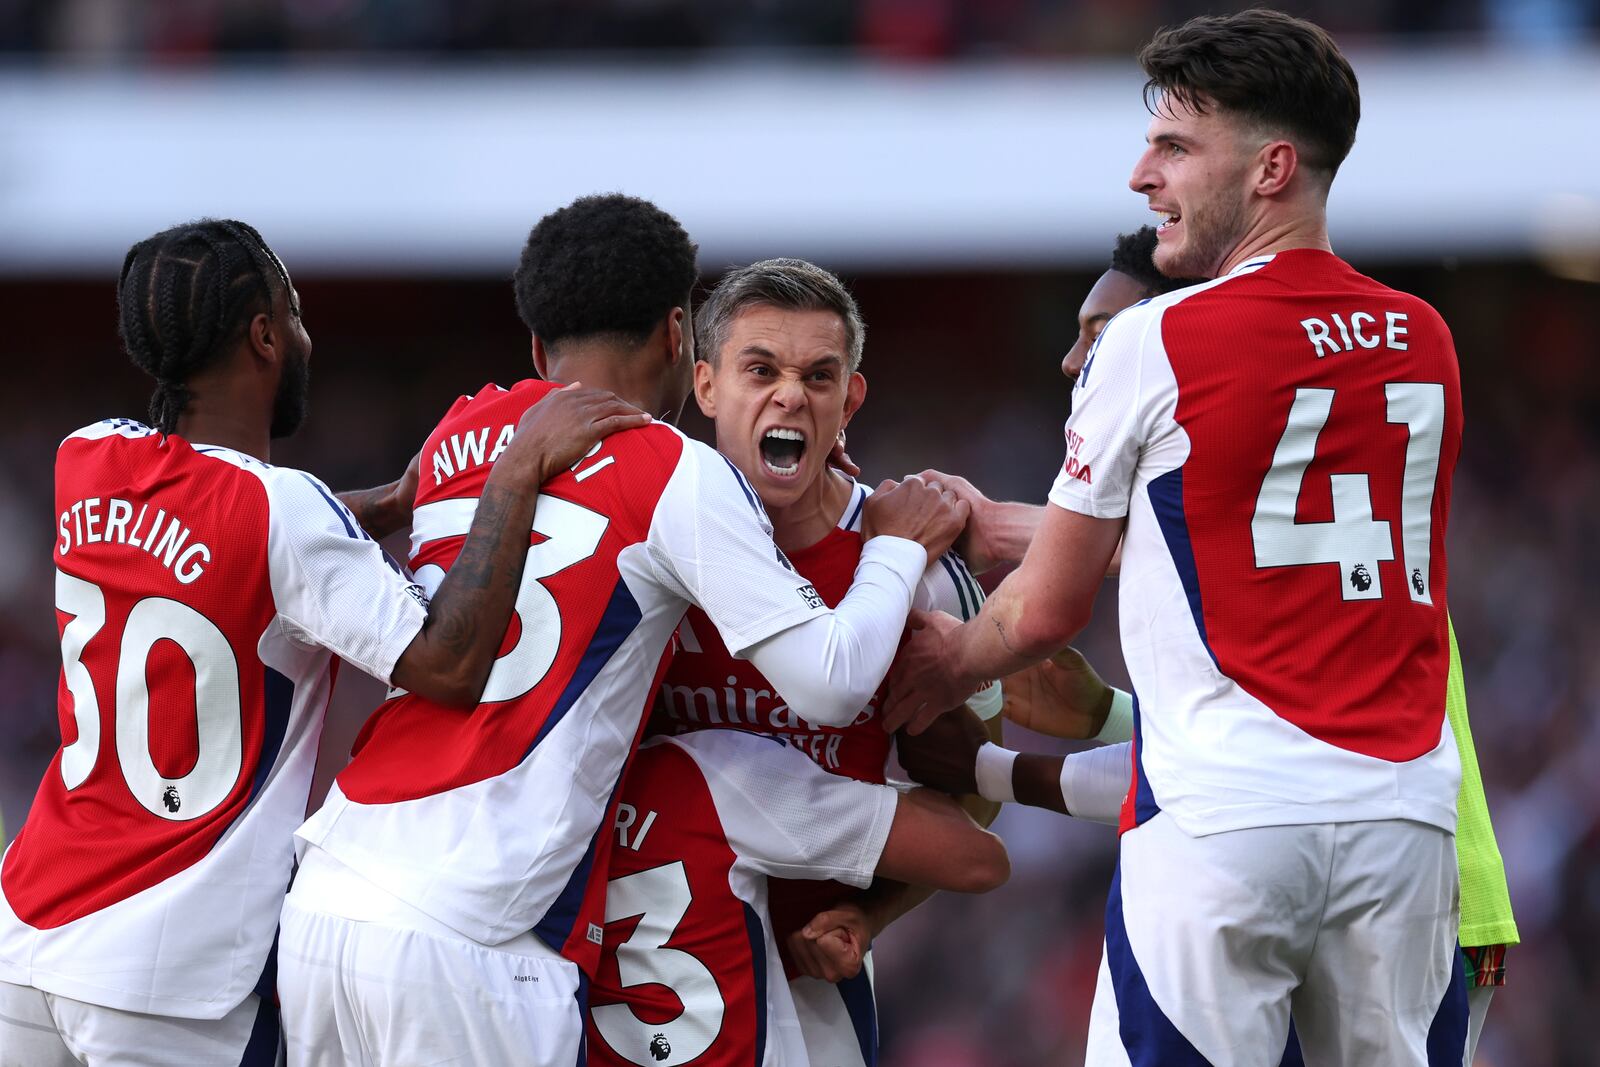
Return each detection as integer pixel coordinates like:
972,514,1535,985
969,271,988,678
974,742,1018,804
1094,688,1135,744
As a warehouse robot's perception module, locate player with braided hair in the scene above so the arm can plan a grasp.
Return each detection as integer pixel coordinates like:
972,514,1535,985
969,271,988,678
0,219,649,1065
117,219,300,438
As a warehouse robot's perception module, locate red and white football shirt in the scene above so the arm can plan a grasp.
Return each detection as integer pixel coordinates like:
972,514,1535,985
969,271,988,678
295,379,834,975
655,479,997,783
653,479,998,979
588,730,896,1067
0,420,426,1018
1052,249,1462,836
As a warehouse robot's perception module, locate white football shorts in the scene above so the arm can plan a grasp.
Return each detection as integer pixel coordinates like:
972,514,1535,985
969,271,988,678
277,847,584,1067
1085,814,1459,1067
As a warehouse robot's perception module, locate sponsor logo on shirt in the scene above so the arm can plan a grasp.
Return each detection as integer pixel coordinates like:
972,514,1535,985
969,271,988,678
1062,427,1093,485
797,583,825,610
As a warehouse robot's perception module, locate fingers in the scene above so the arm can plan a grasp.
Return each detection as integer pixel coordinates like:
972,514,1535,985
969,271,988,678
906,701,950,737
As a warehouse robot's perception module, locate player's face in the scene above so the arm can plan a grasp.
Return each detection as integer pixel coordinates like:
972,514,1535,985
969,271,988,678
1129,96,1255,280
1062,269,1150,382
694,304,866,510
268,282,313,440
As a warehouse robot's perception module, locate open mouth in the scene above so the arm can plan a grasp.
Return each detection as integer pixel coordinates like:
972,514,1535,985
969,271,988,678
759,427,807,477
1155,208,1181,233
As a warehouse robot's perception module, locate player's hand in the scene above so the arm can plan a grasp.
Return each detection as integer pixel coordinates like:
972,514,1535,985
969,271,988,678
827,429,861,477
505,383,653,483
788,903,872,982
881,609,981,735
915,468,1002,573
896,706,990,795
861,476,969,562
1002,647,1114,740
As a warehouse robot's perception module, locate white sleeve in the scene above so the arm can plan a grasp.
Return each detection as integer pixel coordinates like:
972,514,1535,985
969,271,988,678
649,441,926,727
264,469,427,685
915,550,1002,720
683,732,897,888
1059,742,1132,825
646,441,831,655
1048,304,1159,519
741,536,927,728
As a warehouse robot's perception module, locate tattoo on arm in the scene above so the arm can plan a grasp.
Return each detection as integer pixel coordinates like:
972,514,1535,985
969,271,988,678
994,617,1021,656
424,483,526,655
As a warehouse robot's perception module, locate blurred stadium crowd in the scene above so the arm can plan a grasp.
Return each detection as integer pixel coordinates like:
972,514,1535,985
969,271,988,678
2,0,1598,59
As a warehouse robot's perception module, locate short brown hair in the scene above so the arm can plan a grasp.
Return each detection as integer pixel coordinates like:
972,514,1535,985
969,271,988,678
1138,9,1360,178
695,258,865,371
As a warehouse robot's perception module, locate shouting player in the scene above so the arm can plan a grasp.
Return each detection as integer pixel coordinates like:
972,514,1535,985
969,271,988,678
588,728,1007,1067
653,257,1002,1067
887,12,1466,1064
0,219,643,1066
277,196,967,1066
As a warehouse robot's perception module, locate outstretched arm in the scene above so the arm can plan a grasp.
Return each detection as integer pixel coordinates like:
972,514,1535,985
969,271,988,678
884,504,1125,734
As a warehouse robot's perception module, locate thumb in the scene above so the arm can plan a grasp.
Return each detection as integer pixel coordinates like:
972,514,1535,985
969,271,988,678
905,609,936,633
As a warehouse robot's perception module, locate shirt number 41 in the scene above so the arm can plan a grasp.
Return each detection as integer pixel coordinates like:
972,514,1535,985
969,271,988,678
1251,383,1446,603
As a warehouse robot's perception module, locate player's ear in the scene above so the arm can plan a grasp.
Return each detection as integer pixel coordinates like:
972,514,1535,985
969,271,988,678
246,310,278,369
841,371,867,430
666,306,690,367
693,355,717,417
1256,139,1298,198
531,335,550,380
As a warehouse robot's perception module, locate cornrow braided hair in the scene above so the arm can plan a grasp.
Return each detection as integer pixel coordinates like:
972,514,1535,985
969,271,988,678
117,219,293,433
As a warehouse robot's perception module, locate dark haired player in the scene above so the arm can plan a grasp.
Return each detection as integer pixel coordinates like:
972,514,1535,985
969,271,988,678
277,196,966,1066
1062,226,1202,386
888,11,1467,1064
0,219,642,1065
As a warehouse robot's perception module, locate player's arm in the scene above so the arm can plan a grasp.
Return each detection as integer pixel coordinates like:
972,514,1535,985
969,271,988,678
652,453,967,728
336,450,421,541
913,469,1043,575
882,504,1124,733
698,732,1008,982
275,387,648,707
391,388,649,705
885,310,1154,735
898,705,1130,821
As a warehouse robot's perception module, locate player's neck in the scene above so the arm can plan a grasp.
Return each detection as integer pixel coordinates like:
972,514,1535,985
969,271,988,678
765,467,856,554
173,377,273,462
1214,212,1332,277
540,353,673,422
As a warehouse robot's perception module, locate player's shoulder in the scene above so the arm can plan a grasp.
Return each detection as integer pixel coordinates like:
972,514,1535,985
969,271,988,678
1081,269,1248,380
59,417,159,449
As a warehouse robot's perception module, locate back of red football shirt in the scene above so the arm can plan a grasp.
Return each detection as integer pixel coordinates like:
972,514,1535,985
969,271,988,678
1052,250,1463,836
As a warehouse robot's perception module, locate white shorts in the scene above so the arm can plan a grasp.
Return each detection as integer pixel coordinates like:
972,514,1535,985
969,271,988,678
277,848,584,1067
790,952,877,1067
0,980,280,1067
1085,814,1459,1067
